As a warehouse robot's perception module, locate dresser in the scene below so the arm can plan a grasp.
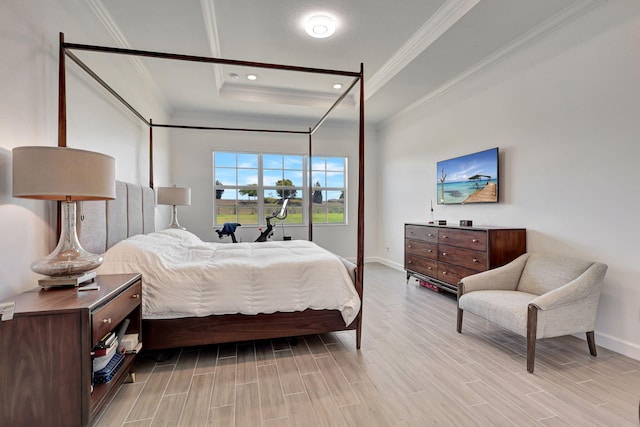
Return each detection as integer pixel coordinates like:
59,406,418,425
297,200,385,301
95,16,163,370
0,273,142,427
405,223,526,294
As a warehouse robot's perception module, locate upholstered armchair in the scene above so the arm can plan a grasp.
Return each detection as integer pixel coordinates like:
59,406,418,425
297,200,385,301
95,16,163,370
456,253,608,373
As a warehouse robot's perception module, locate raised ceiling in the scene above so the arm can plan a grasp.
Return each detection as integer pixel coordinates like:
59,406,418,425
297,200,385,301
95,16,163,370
74,0,604,126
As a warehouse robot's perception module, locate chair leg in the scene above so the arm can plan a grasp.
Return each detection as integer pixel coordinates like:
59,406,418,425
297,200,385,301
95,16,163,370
586,331,597,357
456,283,464,333
527,304,538,373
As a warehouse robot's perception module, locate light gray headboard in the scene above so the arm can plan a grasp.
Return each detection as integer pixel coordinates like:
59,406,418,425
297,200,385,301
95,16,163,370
78,181,155,254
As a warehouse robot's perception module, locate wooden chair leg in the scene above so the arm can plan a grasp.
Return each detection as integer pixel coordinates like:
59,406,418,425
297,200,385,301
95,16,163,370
586,331,597,357
456,283,464,333
527,304,538,373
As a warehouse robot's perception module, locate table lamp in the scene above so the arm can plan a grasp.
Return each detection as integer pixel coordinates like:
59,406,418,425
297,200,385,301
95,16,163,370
157,185,191,230
12,146,116,287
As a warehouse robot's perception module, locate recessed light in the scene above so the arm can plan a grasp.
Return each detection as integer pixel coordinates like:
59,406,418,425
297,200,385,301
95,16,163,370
333,83,343,90
229,73,240,80
305,15,336,39
246,74,257,81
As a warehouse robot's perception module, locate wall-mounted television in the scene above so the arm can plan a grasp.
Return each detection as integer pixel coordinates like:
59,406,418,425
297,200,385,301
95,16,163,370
436,147,499,205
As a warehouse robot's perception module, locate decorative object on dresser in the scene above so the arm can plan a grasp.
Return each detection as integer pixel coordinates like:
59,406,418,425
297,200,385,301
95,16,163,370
457,253,607,373
0,273,142,427
157,185,191,230
404,223,526,294
12,146,116,287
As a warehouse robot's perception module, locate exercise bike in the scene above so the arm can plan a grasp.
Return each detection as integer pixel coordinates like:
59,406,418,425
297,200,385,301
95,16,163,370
255,198,289,242
215,198,289,243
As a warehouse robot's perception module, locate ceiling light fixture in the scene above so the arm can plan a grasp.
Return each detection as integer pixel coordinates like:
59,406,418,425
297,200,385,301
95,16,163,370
229,73,240,80
333,83,343,90
305,14,336,39
246,74,258,81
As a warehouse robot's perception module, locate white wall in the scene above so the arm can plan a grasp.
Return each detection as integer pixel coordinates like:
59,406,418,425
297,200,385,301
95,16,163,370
165,112,377,260
0,0,170,300
376,1,640,360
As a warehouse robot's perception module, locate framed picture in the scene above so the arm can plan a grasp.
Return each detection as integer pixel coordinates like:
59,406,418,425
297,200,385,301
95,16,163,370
437,147,499,204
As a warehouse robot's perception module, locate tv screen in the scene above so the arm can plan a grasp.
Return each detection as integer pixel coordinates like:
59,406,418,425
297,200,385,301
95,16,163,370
436,147,499,205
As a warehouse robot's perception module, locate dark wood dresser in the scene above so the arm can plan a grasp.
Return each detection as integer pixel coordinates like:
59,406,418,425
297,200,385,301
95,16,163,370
0,273,142,427
405,223,526,294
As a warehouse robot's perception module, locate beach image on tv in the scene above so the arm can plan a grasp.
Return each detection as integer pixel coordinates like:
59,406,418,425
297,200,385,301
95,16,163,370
436,147,498,204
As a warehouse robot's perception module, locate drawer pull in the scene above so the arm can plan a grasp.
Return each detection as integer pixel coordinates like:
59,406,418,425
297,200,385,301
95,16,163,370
472,239,479,243
408,244,412,249
442,271,447,275
427,267,432,270
408,260,412,264
427,249,433,253
428,233,434,237
442,252,448,256
102,318,112,324
132,294,140,299
473,258,479,263
442,235,448,239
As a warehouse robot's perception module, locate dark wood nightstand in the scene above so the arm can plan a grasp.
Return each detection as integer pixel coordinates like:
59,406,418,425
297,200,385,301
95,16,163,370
0,273,142,427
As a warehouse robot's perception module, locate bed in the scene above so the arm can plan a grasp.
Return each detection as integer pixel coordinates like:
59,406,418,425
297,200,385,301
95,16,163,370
78,180,361,350
62,34,365,350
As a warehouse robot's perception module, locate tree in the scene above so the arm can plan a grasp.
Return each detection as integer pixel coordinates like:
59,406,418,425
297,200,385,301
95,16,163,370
239,183,258,200
275,179,297,199
215,180,224,199
312,181,323,203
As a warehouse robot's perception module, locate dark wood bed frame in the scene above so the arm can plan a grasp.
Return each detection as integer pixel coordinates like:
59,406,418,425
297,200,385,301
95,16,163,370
59,33,365,350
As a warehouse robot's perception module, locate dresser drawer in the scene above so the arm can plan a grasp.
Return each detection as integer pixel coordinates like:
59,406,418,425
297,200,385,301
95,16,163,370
437,262,478,285
438,244,487,272
437,229,486,250
92,281,142,343
406,225,437,242
405,239,437,259
405,255,437,278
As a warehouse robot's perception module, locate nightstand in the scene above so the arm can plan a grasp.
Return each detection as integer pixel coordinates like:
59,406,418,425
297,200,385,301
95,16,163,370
0,273,142,427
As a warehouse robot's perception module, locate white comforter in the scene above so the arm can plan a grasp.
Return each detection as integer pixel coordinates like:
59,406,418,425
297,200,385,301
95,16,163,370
97,229,360,325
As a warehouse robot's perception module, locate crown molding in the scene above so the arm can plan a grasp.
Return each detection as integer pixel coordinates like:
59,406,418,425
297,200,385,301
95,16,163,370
200,0,224,92
85,0,168,111
366,0,481,101
220,83,355,109
385,0,608,125
86,0,156,88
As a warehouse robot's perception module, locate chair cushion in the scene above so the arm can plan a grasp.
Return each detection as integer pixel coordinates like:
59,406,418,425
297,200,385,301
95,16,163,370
516,253,593,295
458,290,538,336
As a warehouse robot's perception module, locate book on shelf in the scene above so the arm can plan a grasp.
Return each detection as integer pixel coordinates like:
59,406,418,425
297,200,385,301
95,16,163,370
92,340,120,372
125,342,142,354
96,331,117,349
93,352,125,384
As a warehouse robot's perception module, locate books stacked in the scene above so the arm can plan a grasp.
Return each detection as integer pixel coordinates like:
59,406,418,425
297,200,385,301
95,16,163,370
92,331,119,373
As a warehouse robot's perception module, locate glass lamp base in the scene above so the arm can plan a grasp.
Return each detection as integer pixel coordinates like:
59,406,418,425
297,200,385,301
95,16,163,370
31,201,104,281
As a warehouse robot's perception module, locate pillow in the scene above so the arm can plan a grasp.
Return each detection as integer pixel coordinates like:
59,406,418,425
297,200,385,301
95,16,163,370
154,228,204,246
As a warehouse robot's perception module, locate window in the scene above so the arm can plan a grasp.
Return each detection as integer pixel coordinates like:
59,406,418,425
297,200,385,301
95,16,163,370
310,156,346,223
213,151,346,226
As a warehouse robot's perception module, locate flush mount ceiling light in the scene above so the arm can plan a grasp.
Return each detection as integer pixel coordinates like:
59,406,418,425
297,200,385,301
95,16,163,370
229,72,240,80
305,14,336,39
333,83,343,89
246,74,258,81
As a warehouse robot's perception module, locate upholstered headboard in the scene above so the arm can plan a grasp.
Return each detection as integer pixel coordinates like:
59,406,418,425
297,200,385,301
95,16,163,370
78,181,155,254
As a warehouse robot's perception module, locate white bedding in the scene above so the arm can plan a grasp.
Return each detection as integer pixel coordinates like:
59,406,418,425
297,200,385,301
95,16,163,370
97,229,360,325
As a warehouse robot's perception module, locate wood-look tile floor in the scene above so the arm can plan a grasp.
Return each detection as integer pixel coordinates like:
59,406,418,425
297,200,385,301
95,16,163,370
94,263,640,426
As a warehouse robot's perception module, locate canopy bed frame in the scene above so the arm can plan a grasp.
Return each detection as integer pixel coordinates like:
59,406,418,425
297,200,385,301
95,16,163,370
57,33,366,350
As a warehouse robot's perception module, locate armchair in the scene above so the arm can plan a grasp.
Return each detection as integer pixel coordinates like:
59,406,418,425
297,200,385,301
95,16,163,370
456,253,607,373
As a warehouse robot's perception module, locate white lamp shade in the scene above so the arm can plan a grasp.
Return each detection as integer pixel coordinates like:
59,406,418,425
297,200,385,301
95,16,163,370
157,186,191,206
13,146,116,200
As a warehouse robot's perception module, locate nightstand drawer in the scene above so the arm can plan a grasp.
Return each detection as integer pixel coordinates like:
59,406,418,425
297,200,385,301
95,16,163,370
92,281,142,343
